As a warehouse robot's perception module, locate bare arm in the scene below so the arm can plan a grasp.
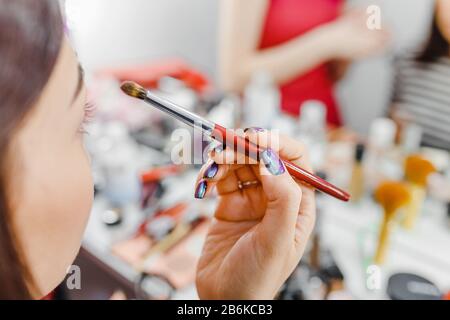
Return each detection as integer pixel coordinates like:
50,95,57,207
219,0,332,92
218,0,390,92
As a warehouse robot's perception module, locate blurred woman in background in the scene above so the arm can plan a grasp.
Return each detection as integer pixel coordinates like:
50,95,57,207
219,0,389,126
391,0,450,151
0,0,315,299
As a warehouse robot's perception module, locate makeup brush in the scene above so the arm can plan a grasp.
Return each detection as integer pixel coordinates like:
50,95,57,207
121,81,350,202
374,181,411,265
402,155,436,229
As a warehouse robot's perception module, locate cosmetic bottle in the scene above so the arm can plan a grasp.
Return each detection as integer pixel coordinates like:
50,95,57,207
243,70,280,129
297,100,327,171
365,118,399,191
400,123,422,154
207,94,240,129
272,114,297,136
100,123,142,207
349,143,366,203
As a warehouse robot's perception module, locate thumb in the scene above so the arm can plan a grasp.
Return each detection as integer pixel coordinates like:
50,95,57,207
256,148,302,250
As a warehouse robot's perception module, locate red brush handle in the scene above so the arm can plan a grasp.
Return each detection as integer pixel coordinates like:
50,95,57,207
211,125,350,202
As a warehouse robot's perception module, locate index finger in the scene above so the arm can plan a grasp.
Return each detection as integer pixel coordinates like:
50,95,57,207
245,129,313,173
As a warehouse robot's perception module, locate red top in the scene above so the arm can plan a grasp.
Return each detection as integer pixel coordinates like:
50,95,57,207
259,0,343,126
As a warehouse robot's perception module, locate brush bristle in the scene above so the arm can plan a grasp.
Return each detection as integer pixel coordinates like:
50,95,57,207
375,181,411,215
120,81,147,100
404,155,436,186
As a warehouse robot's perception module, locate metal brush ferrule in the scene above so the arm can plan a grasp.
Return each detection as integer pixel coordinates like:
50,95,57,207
143,91,215,134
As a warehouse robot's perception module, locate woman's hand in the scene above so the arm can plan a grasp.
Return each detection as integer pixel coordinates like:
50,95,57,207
195,130,316,299
321,9,390,60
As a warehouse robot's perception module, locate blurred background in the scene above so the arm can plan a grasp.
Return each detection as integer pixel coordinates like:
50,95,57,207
66,0,434,134
54,0,450,300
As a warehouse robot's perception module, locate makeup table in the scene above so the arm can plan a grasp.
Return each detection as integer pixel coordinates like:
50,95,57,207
72,139,450,301
80,195,202,300
77,193,450,300
320,196,450,299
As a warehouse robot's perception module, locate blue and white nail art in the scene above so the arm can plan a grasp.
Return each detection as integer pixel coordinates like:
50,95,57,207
260,148,285,176
195,179,208,199
204,161,219,179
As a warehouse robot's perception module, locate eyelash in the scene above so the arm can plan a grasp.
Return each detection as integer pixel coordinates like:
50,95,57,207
79,102,96,134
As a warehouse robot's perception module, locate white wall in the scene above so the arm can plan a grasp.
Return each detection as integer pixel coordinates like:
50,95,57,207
337,0,435,135
67,0,435,136
66,0,219,78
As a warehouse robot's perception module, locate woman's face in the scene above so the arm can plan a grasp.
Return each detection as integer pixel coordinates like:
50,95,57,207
437,0,450,44
11,38,94,297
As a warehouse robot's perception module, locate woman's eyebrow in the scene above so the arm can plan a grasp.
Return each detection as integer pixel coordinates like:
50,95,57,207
71,63,84,104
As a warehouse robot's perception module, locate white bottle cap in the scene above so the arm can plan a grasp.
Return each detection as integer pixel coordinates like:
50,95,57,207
300,100,326,126
369,118,397,149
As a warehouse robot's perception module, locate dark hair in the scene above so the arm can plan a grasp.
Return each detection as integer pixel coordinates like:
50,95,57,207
416,6,450,63
0,0,63,299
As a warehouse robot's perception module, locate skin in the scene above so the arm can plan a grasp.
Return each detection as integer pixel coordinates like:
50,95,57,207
219,0,390,92
9,39,316,299
11,38,93,297
436,0,450,48
196,132,315,299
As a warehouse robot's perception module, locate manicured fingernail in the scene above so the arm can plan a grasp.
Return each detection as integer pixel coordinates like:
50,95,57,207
244,127,266,133
260,148,285,176
194,179,208,199
203,161,219,179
